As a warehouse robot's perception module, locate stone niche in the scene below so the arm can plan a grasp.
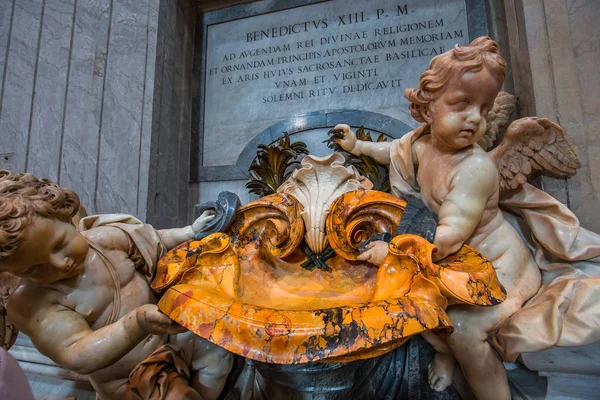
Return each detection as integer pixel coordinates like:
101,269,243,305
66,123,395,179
195,0,489,203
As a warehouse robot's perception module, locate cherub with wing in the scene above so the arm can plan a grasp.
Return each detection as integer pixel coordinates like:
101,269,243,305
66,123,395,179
332,37,581,400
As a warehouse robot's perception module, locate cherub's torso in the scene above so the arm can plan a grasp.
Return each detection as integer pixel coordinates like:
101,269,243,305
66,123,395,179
17,226,165,397
413,135,540,297
414,135,500,226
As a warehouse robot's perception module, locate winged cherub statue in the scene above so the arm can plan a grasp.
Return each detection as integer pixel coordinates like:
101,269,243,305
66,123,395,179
332,36,586,400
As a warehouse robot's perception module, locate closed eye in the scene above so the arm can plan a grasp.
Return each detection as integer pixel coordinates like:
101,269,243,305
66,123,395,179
455,98,469,111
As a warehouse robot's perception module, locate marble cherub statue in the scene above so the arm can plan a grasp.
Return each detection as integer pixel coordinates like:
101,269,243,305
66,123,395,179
0,170,233,400
332,36,582,400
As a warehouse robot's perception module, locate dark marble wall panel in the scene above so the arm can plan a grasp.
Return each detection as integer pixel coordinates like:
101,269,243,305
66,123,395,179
179,1,197,224
138,0,160,220
59,0,111,212
146,0,197,228
146,0,166,223
150,0,177,225
0,0,43,172
27,0,76,181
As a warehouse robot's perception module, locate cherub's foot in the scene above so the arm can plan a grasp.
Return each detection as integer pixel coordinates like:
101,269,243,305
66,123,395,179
428,352,456,392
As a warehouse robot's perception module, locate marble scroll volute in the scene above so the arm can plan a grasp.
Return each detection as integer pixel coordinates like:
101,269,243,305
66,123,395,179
277,153,373,253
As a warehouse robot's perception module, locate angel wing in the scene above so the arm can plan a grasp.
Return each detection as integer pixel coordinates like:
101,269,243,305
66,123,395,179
488,117,582,191
478,91,517,151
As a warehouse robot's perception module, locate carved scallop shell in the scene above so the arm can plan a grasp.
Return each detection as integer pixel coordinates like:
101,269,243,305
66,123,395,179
278,153,373,253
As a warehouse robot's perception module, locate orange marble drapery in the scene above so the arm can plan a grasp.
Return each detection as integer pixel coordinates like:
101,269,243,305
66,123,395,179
153,191,505,364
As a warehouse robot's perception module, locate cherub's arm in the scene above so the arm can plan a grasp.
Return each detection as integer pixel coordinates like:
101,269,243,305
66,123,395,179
433,156,497,260
157,211,215,250
7,286,184,375
333,124,392,165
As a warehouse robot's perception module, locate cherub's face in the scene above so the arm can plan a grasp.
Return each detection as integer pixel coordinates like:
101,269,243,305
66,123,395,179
0,217,89,283
424,67,502,151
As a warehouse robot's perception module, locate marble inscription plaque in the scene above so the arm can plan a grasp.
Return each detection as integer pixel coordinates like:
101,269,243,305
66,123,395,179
203,0,469,167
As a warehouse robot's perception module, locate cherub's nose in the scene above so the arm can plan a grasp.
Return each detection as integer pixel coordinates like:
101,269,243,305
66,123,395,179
49,252,69,270
466,107,481,124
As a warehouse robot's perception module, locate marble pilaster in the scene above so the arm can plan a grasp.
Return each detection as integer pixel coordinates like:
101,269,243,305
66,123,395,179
58,0,111,214
95,0,150,215
27,0,75,182
0,0,43,172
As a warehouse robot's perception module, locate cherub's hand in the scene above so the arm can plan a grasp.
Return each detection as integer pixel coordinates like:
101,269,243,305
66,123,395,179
357,240,389,266
191,210,216,235
332,124,358,152
136,304,187,335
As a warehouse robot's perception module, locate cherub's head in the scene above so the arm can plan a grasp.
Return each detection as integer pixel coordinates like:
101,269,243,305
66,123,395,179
405,36,506,151
0,171,88,283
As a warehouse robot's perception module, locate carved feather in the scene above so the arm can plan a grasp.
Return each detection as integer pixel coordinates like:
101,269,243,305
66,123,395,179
488,117,581,191
478,91,517,150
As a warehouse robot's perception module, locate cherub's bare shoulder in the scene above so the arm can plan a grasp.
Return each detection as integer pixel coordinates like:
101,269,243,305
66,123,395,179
82,225,129,251
7,283,65,334
461,150,497,173
455,151,498,191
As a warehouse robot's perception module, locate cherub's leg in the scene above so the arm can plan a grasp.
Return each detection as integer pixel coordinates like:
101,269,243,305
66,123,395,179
188,338,234,400
189,353,233,400
444,295,524,400
422,331,456,392
169,332,234,400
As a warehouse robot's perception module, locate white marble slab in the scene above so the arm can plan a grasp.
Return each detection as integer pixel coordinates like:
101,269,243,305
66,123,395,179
202,0,469,167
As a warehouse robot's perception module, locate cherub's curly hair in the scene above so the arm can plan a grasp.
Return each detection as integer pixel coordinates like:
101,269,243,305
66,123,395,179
0,170,80,259
404,36,506,123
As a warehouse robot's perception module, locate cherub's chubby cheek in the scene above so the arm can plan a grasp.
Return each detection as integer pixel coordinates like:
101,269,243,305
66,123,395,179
72,234,90,259
441,113,463,131
435,112,464,139
473,119,487,141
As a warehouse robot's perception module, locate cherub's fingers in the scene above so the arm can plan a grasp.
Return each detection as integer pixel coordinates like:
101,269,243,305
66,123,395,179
164,324,188,335
147,311,175,325
333,123,350,133
192,212,216,231
357,251,372,261
202,210,216,217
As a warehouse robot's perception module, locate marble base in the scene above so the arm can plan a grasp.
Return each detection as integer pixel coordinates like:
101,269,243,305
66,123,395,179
540,372,600,400
23,372,95,400
521,342,600,400
9,334,96,398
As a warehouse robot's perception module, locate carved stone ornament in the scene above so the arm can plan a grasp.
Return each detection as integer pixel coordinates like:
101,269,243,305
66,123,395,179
277,153,373,253
153,154,505,364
